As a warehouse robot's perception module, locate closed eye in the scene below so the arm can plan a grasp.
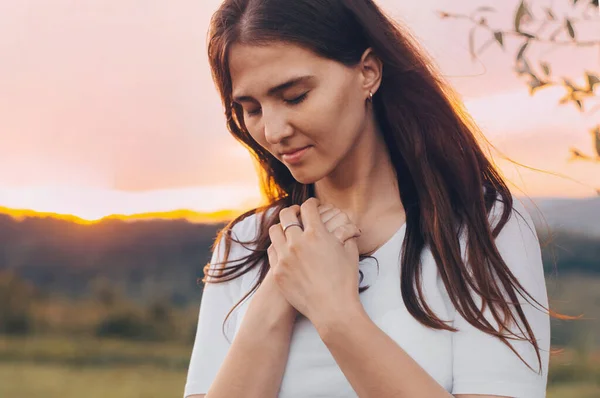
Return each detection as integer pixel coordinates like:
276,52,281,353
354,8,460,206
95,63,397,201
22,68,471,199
285,92,308,105
245,92,309,117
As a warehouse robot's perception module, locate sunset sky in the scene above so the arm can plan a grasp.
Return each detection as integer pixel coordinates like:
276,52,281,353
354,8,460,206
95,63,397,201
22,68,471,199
0,0,598,220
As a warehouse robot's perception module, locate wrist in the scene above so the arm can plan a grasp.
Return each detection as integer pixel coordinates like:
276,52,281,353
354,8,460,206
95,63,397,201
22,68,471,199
247,289,297,331
238,304,296,350
313,299,366,342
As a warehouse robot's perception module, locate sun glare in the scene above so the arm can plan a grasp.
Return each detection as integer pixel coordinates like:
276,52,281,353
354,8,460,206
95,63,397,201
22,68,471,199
0,184,264,223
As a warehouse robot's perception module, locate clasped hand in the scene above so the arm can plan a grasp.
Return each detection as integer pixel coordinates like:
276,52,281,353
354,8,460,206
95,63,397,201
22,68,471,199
267,197,362,325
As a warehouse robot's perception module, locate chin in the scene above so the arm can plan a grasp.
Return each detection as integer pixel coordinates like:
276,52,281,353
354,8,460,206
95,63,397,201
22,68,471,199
288,166,325,185
290,173,318,185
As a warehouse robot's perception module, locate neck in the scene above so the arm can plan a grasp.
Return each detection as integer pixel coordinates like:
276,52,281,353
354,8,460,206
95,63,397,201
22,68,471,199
313,120,403,228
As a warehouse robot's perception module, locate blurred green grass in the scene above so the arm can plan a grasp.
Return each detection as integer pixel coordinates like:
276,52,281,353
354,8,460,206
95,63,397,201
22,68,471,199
0,335,190,368
547,382,600,398
0,363,185,398
0,335,189,398
1,335,599,397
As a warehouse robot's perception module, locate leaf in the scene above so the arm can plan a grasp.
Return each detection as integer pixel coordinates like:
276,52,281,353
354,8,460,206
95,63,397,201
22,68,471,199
515,63,528,76
573,0,580,4
514,0,531,32
494,31,504,48
574,99,583,111
540,62,551,76
559,93,571,105
519,32,536,39
569,147,585,161
585,72,600,92
515,58,533,76
592,126,600,157
516,41,530,62
545,8,556,20
566,19,576,39
523,59,533,75
528,76,549,95
592,0,599,8
563,78,580,91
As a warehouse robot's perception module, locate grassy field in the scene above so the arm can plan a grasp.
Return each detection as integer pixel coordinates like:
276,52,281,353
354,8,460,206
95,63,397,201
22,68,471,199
1,362,596,398
0,335,190,397
0,362,185,398
0,335,598,397
547,382,600,398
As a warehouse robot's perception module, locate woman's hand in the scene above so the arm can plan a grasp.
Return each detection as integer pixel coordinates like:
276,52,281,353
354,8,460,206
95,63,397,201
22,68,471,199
267,198,362,328
317,203,362,243
254,201,360,324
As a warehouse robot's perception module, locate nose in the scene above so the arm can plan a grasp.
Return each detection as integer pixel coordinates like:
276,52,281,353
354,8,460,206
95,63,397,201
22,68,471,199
263,109,293,145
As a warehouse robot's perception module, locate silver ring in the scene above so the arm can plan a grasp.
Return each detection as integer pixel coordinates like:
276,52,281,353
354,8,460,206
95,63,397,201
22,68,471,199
283,222,303,234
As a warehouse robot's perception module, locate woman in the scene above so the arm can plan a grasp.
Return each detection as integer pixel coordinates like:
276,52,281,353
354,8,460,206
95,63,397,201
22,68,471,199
184,0,553,397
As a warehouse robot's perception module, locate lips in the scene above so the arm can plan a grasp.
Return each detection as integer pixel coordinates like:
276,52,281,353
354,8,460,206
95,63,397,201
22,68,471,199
280,146,309,156
281,146,311,164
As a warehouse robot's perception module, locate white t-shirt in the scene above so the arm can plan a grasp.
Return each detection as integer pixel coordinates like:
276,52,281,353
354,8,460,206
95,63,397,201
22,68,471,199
184,196,550,397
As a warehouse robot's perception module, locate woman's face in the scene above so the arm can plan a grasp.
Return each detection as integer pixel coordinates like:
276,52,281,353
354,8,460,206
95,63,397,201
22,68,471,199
229,42,374,184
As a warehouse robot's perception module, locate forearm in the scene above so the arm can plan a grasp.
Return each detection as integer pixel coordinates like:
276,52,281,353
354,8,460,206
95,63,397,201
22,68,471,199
206,299,296,398
315,303,452,398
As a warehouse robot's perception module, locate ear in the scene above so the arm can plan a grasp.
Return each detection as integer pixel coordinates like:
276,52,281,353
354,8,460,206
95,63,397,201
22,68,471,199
359,48,383,97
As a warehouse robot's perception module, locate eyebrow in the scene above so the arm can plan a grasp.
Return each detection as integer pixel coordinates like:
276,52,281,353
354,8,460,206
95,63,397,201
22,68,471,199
233,75,315,103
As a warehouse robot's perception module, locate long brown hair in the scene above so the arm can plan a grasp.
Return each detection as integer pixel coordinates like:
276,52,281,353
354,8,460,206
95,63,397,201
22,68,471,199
202,0,565,374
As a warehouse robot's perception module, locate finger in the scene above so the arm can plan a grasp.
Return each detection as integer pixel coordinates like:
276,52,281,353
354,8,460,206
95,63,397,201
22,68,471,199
300,198,324,233
318,203,334,214
333,224,361,244
269,223,287,252
323,211,361,237
279,205,303,242
267,244,278,268
320,207,343,226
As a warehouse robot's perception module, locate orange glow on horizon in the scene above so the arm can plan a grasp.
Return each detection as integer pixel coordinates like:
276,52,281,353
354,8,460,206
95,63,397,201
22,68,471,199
0,206,246,225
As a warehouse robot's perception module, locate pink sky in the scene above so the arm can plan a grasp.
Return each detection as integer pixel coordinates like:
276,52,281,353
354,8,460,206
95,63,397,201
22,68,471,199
0,0,598,219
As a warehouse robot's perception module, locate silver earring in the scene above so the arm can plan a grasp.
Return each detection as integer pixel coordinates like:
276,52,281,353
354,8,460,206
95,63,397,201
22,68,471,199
368,91,373,102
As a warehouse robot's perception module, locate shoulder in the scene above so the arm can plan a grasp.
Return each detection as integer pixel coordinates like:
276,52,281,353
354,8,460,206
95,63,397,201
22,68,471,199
225,205,277,242
454,191,544,284
211,205,277,264
227,212,261,243
457,191,538,245
487,193,539,246
486,193,547,300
